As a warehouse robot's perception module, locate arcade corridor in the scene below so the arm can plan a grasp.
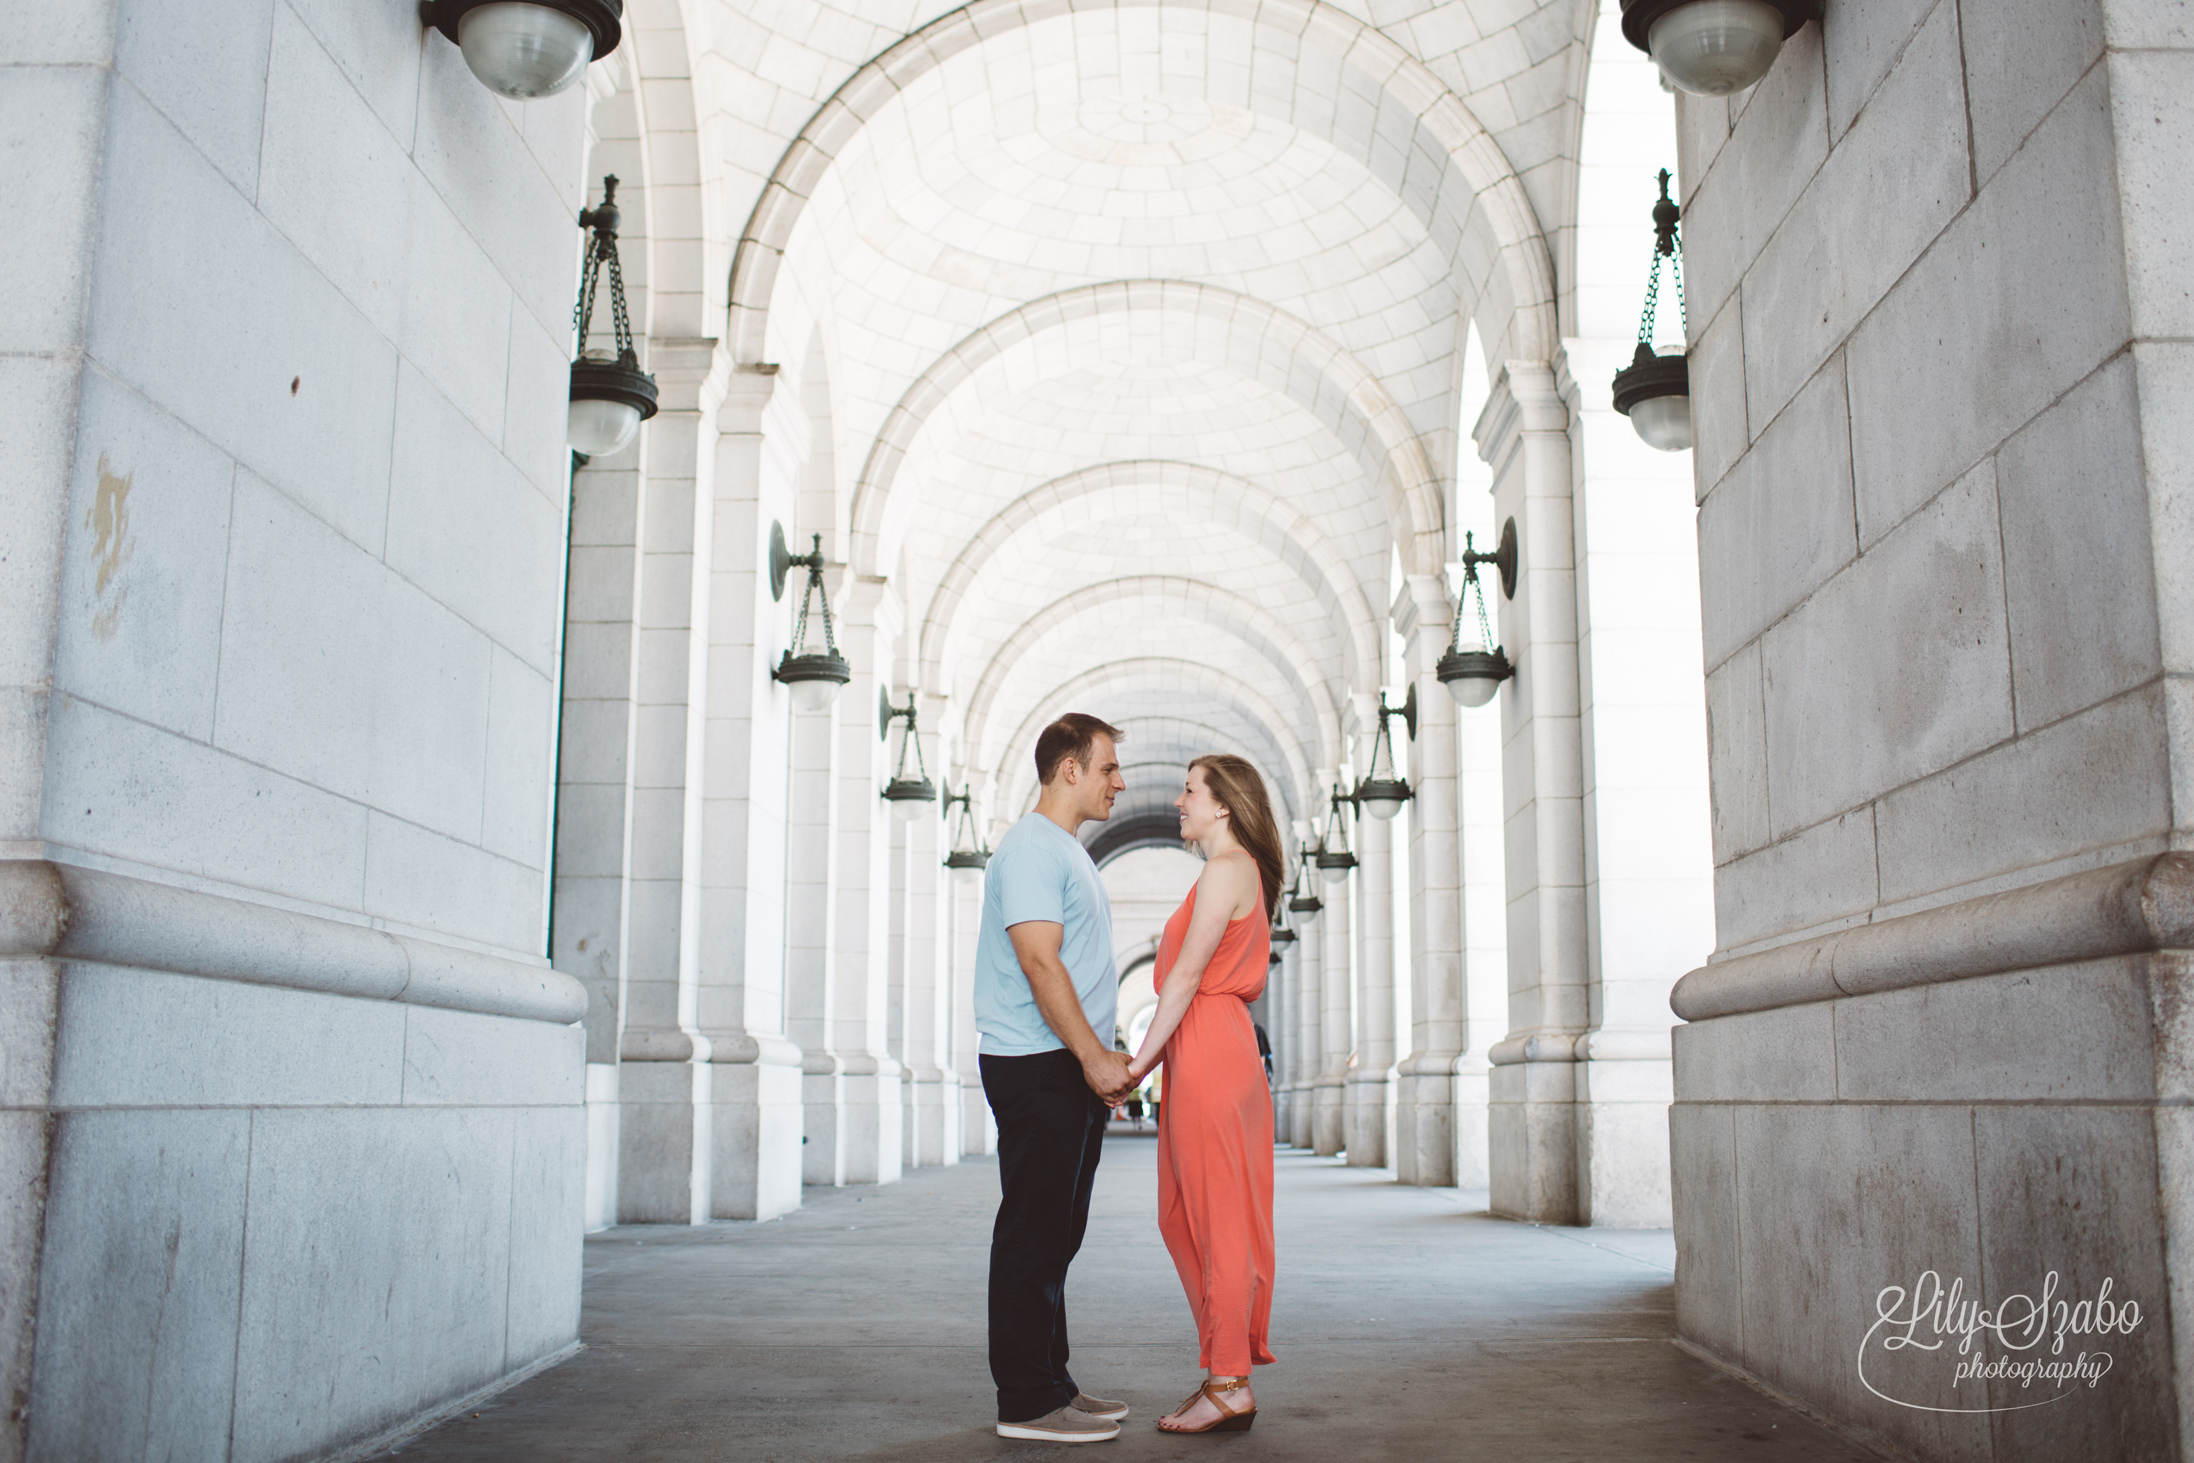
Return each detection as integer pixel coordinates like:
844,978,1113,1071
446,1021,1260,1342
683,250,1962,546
393,1136,1872,1461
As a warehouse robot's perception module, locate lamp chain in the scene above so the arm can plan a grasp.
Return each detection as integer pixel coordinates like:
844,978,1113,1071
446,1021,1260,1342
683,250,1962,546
1638,168,1687,350
891,703,929,781
575,178,638,362
789,544,841,659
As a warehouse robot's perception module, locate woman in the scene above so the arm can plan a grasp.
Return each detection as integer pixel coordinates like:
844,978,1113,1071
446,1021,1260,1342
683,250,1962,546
1124,754,1284,1434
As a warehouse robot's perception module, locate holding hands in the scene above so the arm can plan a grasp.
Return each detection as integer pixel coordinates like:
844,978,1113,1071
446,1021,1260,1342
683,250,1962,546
1082,1047,1136,1106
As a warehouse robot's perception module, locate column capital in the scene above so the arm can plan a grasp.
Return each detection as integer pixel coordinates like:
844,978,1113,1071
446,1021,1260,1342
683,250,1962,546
1392,573,1454,666
715,362,783,435
1473,360,1570,476
646,335,729,414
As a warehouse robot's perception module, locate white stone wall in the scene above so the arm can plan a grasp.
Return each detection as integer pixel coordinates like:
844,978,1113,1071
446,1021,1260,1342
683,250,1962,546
1671,1,2194,1453
4,5,590,1457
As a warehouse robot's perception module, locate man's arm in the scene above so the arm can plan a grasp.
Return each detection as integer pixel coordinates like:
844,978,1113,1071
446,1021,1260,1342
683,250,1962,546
1008,921,1133,1103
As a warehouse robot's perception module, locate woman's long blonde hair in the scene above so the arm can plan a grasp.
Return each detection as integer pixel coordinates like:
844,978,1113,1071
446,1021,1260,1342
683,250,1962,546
1188,754,1284,922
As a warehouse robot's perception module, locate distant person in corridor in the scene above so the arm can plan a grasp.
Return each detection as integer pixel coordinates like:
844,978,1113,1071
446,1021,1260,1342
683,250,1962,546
975,713,1134,1443
1125,754,1282,1434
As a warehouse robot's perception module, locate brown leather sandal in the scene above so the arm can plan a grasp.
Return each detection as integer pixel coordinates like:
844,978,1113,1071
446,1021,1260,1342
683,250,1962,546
1156,1376,1255,1433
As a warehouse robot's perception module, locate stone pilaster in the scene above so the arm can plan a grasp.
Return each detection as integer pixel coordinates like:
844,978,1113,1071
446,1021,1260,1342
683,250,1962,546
687,367,804,1222
830,581,906,1186
1313,796,1353,1156
1289,883,1323,1149
615,345,730,1224
786,685,844,1187
1347,716,1395,1167
901,694,956,1168
1477,361,1588,1223
1394,575,1466,1186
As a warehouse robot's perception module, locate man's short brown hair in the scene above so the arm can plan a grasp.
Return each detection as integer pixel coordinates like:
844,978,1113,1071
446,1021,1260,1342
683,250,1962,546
1034,713,1125,786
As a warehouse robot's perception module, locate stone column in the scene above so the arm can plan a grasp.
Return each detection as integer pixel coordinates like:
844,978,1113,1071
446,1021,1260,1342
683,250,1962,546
1346,746,1396,1168
1313,800,1353,1156
1454,690,1506,1191
1290,900,1323,1149
686,368,803,1222
1668,11,2194,1452
830,582,906,1185
1394,576,1466,1186
1477,363,1588,1222
555,341,716,1229
952,843,992,1155
615,347,729,1224
785,687,844,1186
1558,342,1714,1227
901,694,953,1168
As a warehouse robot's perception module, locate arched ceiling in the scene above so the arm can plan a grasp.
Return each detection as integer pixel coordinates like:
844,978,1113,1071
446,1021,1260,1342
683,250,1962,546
694,0,1589,829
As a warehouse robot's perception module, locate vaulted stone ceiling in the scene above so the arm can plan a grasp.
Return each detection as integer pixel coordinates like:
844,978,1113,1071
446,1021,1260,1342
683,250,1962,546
648,0,1592,847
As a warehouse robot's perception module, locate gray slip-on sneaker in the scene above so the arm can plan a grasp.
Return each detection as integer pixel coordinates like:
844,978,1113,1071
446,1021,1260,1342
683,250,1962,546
1074,1393,1129,1421
995,1405,1120,1442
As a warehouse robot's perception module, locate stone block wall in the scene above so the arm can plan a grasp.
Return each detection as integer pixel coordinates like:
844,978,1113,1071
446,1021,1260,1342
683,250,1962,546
4,4,589,1458
1673,0,2194,1454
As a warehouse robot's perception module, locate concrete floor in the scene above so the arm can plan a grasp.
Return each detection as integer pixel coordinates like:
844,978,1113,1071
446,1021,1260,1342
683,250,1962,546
395,1133,1878,1461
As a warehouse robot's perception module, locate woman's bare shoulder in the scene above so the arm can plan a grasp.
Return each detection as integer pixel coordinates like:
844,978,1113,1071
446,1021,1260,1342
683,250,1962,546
1196,848,1258,898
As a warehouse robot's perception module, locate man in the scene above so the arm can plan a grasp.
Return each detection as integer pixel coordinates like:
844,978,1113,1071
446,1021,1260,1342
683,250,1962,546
975,713,1135,1443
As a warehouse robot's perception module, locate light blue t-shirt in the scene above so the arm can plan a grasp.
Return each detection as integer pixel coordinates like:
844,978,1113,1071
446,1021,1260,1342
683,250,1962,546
975,813,1118,1056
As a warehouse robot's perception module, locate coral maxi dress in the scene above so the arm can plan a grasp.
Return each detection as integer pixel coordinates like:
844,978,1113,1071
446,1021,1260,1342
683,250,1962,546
1153,878,1277,1376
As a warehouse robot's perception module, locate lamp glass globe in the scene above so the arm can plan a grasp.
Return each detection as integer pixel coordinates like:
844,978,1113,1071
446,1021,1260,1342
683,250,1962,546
1448,673,1500,709
787,677,840,714
1319,861,1351,886
952,863,985,886
568,395,641,457
1648,0,1786,96
456,3,595,99
1628,392,1694,452
1362,795,1405,821
889,795,927,824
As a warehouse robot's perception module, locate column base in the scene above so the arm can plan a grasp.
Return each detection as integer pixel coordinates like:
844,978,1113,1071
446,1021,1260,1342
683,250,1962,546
1452,1052,1491,1190
1488,1054,1578,1222
1575,1041,1672,1227
1345,1071,1388,1168
1394,1052,1461,1186
708,1034,803,1221
960,1079,995,1156
1312,1077,1346,1156
803,1052,846,1187
905,1065,949,1169
584,1062,620,1231
840,1056,905,1185
616,1056,710,1224
1285,1080,1315,1149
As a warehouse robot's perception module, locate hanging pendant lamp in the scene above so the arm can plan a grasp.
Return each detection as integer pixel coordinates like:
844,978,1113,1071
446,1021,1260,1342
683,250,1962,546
566,175,656,459
1618,0,1817,97
422,1,623,100
880,691,938,822
1610,170,1693,454
770,527,852,711
1436,522,1517,708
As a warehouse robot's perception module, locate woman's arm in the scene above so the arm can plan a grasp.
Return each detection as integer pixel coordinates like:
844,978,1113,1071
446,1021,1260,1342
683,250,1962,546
1127,852,1258,1083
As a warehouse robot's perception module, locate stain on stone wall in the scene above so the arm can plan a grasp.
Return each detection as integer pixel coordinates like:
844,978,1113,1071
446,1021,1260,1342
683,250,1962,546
86,454,133,640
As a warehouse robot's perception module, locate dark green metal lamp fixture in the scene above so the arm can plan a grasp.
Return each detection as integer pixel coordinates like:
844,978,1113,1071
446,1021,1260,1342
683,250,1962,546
1437,521,1517,708
421,0,622,99
880,691,938,823
566,175,657,460
1609,170,1692,453
1352,687,1416,821
769,524,851,711
1313,787,1359,885
943,786,991,882
1618,0,1817,96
